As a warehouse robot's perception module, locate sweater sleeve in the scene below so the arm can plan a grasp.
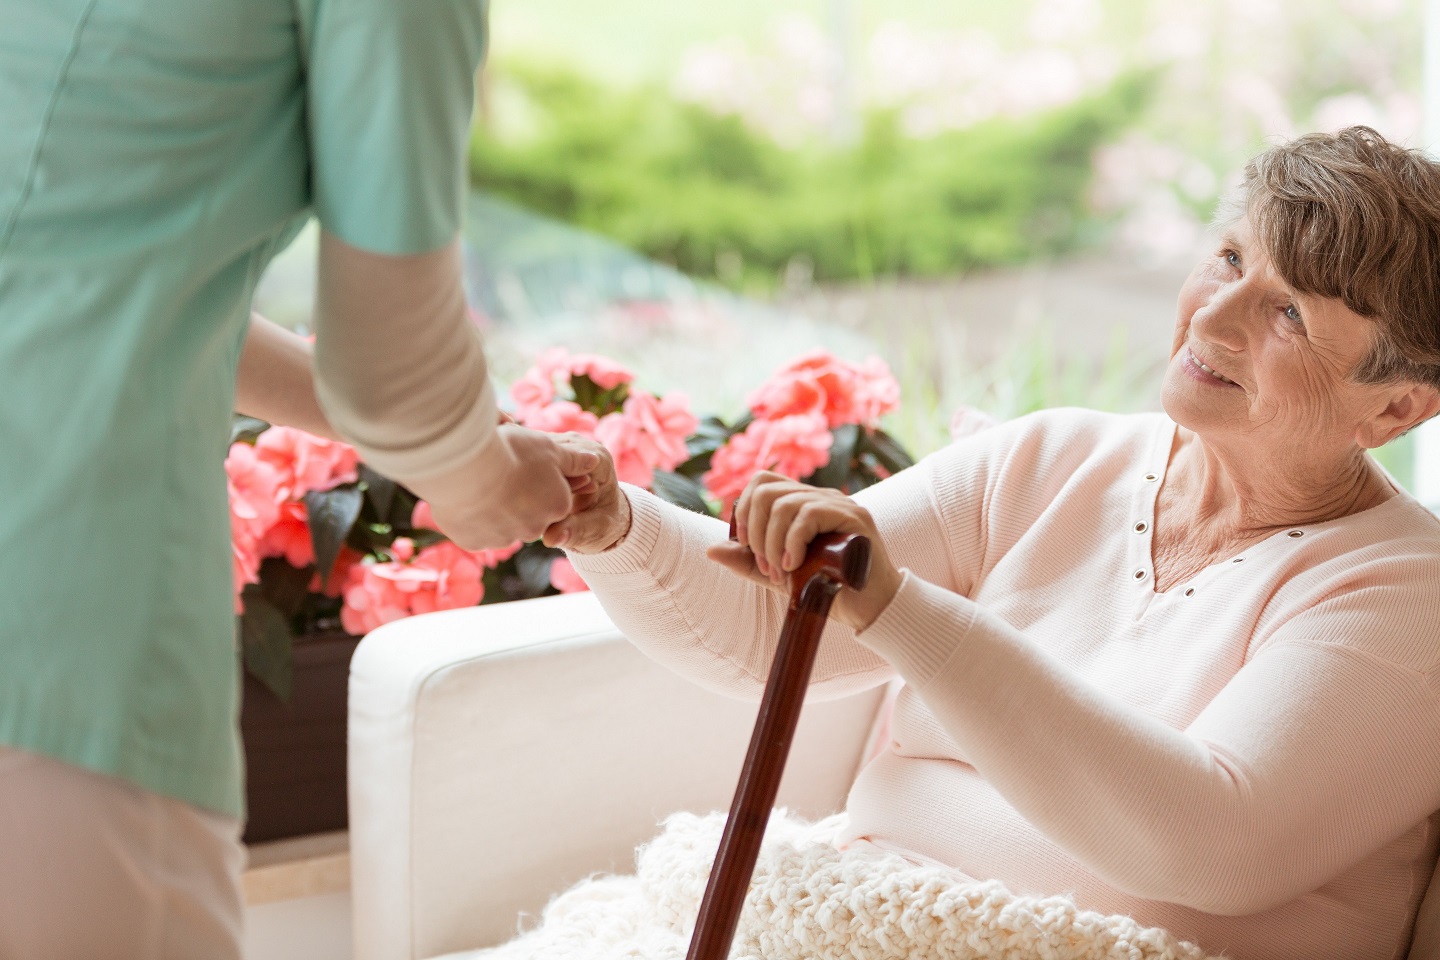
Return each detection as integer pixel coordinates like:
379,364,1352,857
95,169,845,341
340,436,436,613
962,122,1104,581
857,562,1440,915
311,232,498,484
565,441,974,702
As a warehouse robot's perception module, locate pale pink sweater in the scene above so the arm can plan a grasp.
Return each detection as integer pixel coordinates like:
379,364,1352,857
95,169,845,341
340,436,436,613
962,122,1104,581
568,408,1440,960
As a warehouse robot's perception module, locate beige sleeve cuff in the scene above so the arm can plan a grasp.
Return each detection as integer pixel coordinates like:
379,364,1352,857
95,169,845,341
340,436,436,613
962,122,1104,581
312,230,497,483
854,571,979,689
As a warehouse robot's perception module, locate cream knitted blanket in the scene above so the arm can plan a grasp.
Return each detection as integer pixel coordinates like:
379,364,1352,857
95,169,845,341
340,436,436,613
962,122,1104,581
461,811,1221,960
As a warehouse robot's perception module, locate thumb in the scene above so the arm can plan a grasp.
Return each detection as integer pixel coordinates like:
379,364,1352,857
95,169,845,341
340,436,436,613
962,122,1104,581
542,509,614,553
706,541,775,591
555,441,601,478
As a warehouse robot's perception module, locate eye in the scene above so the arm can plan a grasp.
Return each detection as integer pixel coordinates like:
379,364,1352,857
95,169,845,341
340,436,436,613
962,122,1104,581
1223,249,1241,269
1282,303,1305,327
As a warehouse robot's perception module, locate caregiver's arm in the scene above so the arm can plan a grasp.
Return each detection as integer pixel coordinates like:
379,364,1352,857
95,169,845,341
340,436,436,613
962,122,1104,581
856,562,1440,915
237,313,339,441
313,233,594,548
300,0,592,549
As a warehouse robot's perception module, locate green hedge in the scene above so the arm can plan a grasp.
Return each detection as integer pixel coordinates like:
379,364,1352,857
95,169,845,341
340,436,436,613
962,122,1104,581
469,63,1154,288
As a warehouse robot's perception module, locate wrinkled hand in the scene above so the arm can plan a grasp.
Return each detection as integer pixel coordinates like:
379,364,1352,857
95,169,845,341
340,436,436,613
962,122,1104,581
423,424,599,550
540,435,632,554
706,472,904,631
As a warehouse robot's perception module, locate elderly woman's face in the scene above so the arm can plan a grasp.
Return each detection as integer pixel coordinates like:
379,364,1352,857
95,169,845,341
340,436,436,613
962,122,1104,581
1162,215,1391,455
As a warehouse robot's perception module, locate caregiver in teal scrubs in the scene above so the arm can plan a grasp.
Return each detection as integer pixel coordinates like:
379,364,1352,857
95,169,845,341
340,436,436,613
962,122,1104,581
0,0,594,954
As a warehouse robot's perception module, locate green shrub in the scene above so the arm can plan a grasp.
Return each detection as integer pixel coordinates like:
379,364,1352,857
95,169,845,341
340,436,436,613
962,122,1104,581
470,63,1155,289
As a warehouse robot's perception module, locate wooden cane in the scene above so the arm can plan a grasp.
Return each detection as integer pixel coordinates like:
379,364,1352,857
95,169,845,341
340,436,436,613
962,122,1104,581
684,519,872,960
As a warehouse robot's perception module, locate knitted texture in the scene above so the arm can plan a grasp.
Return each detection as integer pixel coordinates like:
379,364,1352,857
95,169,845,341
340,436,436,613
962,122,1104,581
465,811,1220,960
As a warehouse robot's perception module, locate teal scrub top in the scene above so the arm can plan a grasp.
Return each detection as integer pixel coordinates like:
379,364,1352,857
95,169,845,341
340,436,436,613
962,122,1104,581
0,0,486,817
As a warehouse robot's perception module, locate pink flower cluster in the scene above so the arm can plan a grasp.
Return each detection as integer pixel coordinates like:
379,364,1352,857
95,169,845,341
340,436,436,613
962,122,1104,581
226,427,360,613
703,351,900,516
339,538,494,636
745,350,900,428
509,348,698,489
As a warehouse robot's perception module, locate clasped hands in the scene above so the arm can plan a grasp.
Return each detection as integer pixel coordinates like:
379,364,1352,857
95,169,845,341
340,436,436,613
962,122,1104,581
539,435,904,632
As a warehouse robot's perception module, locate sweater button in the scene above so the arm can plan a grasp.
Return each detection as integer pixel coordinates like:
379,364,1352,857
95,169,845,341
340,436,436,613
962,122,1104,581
1143,473,1158,482
1133,521,1149,533
1184,586,1196,597
1288,530,1304,538
1133,568,1148,581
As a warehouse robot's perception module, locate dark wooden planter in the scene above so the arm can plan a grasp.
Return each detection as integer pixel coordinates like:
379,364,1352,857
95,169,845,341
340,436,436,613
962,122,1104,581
240,631,362,844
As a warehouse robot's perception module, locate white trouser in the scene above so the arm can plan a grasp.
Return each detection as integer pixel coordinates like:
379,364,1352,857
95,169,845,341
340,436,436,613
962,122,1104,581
0,745,244,960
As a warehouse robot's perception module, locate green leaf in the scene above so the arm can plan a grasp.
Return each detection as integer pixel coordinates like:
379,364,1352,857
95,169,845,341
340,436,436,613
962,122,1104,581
649,470,715,516
230,416,270,446
358,464,398,523
860,428,917,475
806,424,859,491
514,543,563,598
239,588,295,702
257,557,315,620
676,416,741,479
304,484,365,590
571,374,630,417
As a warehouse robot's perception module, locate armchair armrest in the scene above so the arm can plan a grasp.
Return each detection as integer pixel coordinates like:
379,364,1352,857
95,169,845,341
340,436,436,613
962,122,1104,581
347,592,885,960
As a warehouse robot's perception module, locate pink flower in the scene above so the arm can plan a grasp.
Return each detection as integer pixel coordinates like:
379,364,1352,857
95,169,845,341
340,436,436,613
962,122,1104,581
703,413,834,517
531,347,576,384
226,442,283,537
594,391,698,488
259,500,315,568
526,347,636,394
389,537,416,563
548,556,590,593
747,351,899,428
339,540,487,636
254,426,359,500
411,501,521,566
508,368,556,417
520,400,600,438
852,356,902,426
568,352,634,391
472,539,523,568
226,442,284,611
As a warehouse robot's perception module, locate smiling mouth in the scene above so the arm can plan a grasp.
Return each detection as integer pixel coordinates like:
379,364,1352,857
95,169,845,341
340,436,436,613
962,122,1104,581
1187,349,1236,385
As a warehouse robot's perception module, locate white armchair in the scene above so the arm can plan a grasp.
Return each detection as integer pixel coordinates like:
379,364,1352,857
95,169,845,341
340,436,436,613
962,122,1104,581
346,592,887,960
347,591,1440,960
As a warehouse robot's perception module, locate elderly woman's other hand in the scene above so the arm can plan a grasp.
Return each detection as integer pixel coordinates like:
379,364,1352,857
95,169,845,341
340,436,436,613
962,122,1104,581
541,435,632,554
709,472,905,631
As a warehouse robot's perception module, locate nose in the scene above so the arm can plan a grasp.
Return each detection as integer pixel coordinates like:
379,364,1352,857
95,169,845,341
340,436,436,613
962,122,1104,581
1188,275,1255,352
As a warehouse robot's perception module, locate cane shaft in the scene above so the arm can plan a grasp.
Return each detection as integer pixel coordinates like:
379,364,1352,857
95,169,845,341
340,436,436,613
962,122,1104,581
684,530,870,960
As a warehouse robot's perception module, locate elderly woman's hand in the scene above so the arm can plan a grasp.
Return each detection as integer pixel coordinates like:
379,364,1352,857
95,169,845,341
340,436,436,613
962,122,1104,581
708,472,905,632
540,435,632,554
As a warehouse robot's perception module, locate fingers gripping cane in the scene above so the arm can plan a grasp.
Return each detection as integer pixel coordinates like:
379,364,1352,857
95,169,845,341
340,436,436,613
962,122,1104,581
684,519,872,960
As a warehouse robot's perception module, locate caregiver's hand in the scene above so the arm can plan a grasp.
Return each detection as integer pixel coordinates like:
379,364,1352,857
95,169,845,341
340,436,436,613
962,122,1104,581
708,472,904,632
422,424,598,550
540,436,631,554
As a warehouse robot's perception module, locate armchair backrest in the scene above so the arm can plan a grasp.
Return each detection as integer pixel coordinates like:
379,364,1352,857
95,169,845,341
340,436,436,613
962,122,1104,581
347,592,886,960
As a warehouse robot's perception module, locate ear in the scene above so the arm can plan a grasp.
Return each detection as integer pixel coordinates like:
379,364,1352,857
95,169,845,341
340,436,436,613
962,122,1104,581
1355,383,1440,449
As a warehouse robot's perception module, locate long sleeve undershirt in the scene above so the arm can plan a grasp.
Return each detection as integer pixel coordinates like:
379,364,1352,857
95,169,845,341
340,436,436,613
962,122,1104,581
568,408,1440,960
311,230,497,485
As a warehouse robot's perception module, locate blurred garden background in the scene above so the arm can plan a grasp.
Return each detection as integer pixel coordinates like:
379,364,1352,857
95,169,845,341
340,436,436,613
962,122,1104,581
256,0,1431,487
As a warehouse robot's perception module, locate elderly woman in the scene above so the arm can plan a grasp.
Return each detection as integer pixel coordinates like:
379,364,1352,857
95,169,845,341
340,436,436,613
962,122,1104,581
544,126,1440,960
